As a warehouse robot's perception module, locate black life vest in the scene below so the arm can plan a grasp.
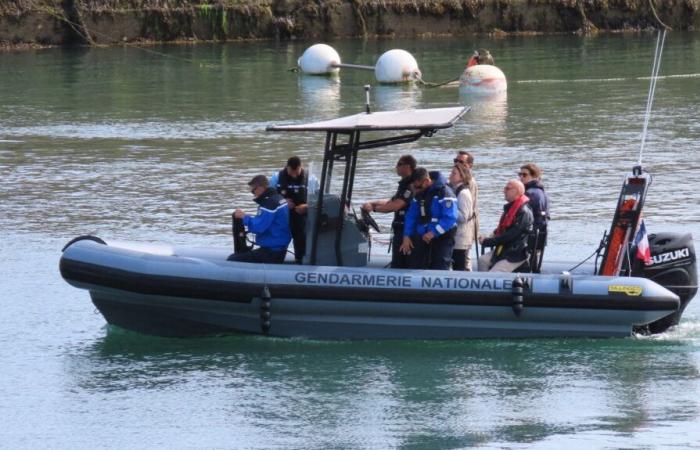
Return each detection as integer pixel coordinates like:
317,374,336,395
391,176,413,227
276,169,308,206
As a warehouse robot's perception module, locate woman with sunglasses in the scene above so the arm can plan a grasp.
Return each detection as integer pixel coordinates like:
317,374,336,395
518,163,551,268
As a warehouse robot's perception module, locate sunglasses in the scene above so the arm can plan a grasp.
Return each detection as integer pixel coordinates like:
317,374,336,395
453,158,467,164
518,172,530,177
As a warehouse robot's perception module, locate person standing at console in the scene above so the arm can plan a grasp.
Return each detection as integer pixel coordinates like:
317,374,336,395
361,154,416,268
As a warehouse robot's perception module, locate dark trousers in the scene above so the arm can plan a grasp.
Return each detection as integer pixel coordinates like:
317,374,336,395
390,224,410,269
409,228,456,270
290,210,306,264
227,247,286,264
452,248,467,271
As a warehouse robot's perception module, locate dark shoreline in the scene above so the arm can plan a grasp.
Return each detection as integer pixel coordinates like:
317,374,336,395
1,0,697,51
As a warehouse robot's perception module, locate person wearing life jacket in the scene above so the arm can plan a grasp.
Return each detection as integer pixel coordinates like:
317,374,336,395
228,175,291,264
361,154,416,269
399,168,458,270
270,156,310,264
466,48,495,68
518,163,550,257
477,179,534,272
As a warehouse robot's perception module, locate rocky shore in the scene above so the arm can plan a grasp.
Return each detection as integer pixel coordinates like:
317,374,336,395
1,0,698,49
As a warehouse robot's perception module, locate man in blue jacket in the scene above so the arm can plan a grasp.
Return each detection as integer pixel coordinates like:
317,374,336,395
399,168,458,270
228,175,292,264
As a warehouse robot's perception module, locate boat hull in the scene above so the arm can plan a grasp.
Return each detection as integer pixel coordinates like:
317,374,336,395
60,239,682,339
87,287,673,339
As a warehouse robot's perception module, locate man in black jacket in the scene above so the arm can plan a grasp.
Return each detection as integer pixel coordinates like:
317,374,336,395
477,179,533,272
361,154,416,268
271,156,309,264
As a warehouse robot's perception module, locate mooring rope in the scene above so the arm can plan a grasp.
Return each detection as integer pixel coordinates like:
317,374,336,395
638,28,666,166
415,73,462,88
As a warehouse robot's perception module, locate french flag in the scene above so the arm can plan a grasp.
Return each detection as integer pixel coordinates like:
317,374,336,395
634,220,652,265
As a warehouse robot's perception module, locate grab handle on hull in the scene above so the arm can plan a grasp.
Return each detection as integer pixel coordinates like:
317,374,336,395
512,275,524,317
260,286,272,334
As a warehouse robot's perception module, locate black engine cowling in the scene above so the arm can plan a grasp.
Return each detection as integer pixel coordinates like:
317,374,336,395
633,232,698,334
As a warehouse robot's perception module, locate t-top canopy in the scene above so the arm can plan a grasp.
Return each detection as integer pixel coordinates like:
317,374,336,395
266,106,468,132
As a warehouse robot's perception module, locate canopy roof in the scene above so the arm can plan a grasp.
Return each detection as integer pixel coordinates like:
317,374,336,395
267,106,468,132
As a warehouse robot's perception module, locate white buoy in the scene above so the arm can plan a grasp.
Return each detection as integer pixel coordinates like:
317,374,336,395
459,64,507,96
374,49,421,84
298,44,341,75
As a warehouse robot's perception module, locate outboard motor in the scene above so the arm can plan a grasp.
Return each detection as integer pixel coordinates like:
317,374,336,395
633,232,698,334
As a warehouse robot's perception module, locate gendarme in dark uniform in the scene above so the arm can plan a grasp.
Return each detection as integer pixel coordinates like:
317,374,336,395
272,157,309,264
390,175,413,268
362,154,417,269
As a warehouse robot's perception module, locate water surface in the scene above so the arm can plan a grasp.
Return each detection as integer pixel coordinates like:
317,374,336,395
1,33,699,448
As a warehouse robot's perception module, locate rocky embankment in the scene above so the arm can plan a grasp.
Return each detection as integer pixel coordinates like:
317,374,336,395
1,0,698,48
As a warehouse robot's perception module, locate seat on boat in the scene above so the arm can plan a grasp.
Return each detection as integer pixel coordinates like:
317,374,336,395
527,229,546,273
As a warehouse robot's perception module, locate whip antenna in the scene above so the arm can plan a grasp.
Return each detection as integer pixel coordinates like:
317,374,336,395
638,28,667,166
364,85,371,114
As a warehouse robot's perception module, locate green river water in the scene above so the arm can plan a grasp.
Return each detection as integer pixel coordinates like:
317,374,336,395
1,33,700,448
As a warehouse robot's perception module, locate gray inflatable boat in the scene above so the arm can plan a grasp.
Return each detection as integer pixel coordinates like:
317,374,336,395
59,106,697,339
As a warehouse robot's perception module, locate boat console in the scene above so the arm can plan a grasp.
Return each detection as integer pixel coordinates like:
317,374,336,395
303,193,370,267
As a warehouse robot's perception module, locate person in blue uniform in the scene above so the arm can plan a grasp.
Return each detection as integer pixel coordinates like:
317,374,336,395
228,175,291,264
399,168,458,270
361,154,416,268
270,156,311,263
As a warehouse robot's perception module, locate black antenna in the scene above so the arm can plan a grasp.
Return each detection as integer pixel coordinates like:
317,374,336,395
364,85,371,114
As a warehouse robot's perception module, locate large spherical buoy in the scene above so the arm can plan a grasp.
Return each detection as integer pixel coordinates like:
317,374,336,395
298,44,341,75
459,64,508,96
374,49,421,84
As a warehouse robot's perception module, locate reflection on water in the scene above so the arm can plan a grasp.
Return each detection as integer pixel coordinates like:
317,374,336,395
62,330,700,448
297,74,341,118
372,83,422,111
460,91,508,142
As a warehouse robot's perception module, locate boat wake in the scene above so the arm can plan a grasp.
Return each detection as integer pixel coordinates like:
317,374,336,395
638,316,700,341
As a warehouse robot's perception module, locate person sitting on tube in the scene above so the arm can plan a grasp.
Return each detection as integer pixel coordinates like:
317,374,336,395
477,179,534,272
228,175,292,264
399,168,458,270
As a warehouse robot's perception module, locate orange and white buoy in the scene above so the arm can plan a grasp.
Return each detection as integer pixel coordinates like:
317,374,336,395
459,64,507,96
